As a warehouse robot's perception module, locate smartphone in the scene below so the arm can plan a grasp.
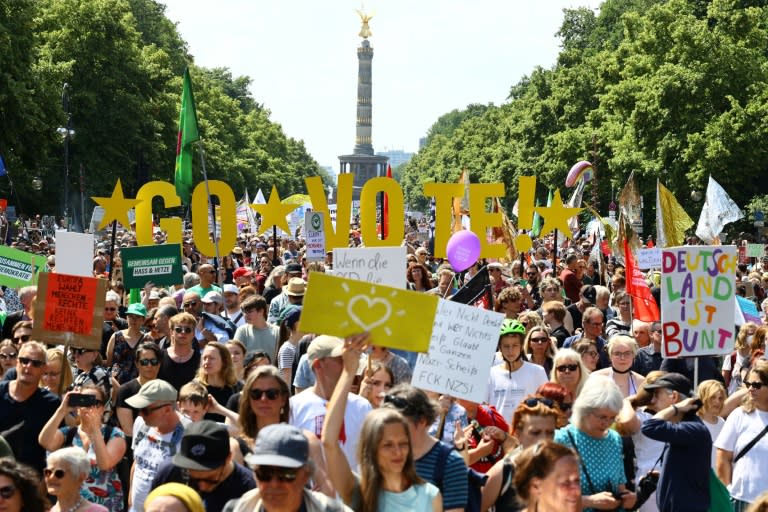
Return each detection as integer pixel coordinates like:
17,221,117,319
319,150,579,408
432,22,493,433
68,393,99,408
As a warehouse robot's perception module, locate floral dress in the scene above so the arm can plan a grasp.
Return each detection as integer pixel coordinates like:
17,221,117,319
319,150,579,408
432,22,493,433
60,425,125,511
111,331,151,384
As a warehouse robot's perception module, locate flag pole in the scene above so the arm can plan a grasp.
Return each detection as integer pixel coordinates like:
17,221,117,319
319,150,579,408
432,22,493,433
197,143,221,285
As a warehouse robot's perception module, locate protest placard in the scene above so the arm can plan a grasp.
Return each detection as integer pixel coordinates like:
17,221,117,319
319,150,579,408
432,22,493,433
637,248,662,269
737,296,761,325
412,299,504,403
0,246,47,288
55,231,94,277
31,272,107,349
121,244,183,289
661,245,737,357
304,211,325,262
301,272,437,352
747,244,764,258
333,246,407,289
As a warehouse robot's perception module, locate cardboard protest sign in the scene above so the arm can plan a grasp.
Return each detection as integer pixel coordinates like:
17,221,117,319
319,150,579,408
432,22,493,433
637,248,662,269
121,244,183,289
304,211,325,262
31,272,107,349
333,247,407,289
0,246,47,288
747,244,764,258
301,272,437,352
55,231,94,277
661,246,737,357
412,299,504,403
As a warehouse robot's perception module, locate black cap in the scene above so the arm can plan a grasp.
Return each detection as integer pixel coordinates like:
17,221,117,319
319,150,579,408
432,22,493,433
582,285,597,304
642,373,692,397
172,421,230,471
285,263,303,275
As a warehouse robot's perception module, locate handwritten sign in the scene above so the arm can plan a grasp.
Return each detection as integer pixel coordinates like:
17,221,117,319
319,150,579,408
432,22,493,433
637,248,662,269
304,211,325,262
661,246,737,357
121,244,183,289
747,244,765,258
31,272,107,349
333,247,407,289
412,300,504,402
301,272,437,352
0,246,47,288
56,231,94,277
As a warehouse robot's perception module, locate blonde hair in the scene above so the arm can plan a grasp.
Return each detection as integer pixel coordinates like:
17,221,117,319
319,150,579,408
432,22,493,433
606,335,639,357
697,379,726,418
550,348,589,396
196,342,238,388
42,348,73,396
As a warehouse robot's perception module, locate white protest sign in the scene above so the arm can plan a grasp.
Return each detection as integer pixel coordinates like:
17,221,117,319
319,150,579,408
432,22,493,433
747,244,764,258
412,299,504,403
304,211,325,262
637,247,662,269
55,231,95,277
333,246,406,288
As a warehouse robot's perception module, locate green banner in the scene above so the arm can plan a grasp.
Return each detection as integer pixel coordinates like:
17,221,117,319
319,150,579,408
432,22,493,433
0,246,47,288
121,244,183,289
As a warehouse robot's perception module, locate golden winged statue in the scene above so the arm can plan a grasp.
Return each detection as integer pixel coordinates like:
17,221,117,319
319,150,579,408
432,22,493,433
356,8,374,39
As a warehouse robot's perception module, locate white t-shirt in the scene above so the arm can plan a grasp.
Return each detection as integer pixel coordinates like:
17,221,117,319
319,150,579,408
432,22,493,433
289,389,372,469
632,409,666,512
485,362,548,422
703,415,725,469
714,407,768,502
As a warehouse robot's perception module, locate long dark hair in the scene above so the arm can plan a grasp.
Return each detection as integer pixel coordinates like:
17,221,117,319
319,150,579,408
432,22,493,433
0,458,50,512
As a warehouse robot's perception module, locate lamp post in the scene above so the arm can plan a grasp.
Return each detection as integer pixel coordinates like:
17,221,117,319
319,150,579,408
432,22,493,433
56,83,75,230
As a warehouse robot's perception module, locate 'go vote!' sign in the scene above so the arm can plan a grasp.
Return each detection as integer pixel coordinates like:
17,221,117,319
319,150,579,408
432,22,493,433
661,246,737,357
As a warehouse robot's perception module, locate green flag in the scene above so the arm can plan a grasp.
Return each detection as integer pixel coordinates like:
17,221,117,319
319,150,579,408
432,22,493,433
531,197,542,237
174,68,200,204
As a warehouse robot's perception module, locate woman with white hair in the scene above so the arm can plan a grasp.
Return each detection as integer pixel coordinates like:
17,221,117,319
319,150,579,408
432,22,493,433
45,447,108,511
555,375,637,511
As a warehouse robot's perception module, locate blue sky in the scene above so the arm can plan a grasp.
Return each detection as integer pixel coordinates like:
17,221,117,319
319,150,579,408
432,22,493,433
161,1,604,170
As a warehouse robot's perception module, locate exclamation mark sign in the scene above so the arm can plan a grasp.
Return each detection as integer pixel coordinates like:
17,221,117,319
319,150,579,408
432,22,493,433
515,176,537,253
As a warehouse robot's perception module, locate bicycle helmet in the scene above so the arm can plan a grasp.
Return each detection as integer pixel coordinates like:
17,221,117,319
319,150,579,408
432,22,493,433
500,319,526,337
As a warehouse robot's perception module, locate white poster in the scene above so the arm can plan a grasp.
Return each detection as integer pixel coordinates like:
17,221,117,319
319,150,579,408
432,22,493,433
333,246,406,288
412,299,504,403
56,231,95,277
304,211,325,262
637,248,662,269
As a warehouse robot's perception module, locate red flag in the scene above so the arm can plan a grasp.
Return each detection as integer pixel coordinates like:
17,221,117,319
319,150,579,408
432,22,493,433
624,240,660,322
383,165,392,239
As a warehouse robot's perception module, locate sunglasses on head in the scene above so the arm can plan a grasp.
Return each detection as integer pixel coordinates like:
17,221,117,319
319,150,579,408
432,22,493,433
255,466,299,483
0,484,16,499
174,326,194,334
556,364,579,373
249,388,282,401
138,358,160,366
383,394,410,410
18,356,44,368
12,335,30,343
745,380,765,390
71,348,92,356
523,397,555,408
43,468,66,479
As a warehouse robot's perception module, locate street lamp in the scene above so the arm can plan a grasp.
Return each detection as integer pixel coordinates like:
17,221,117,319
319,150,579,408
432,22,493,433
56,83,75,229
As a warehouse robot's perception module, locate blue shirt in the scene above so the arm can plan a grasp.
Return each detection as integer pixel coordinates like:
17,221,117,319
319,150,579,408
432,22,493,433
415,441,468,509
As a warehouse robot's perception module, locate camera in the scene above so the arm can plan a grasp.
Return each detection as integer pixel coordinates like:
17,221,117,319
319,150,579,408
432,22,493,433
635,471,660,507
68,393,99,408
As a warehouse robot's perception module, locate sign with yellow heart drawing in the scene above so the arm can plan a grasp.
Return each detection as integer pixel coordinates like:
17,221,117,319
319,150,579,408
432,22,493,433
301,272,438,352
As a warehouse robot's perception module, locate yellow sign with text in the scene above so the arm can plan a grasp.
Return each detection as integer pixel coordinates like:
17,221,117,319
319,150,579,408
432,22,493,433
301,272,438,353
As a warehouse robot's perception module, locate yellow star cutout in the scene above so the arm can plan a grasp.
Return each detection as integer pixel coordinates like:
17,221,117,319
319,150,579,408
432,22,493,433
534,189,583,238
249,185,299,235
91,179,142,230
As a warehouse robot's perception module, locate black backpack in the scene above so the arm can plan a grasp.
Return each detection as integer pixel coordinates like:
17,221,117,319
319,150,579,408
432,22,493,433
432,441,487,512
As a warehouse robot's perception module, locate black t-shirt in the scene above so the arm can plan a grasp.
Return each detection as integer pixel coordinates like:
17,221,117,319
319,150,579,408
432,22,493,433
116,378,143,426
151,460,256,511
204,381,244,422
0,381,60,472
567,304,584,331
158,349,201,392
225,392,240,413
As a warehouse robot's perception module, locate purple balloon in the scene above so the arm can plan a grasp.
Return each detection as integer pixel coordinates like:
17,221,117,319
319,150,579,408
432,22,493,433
446,230,481,272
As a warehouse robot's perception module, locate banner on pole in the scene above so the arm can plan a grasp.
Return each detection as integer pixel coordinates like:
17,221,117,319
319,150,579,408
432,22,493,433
121,244,183,289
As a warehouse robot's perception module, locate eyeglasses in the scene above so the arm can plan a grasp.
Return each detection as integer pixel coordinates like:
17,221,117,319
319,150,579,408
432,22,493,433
530,337,549,344
43,468,66,479
745,381,765,390
523,397,554,408
140,403,169,416
183,301,198,308
18,356,44,368
0,484,16,499
612,351,633,359
71,348,92,356
138,358,160,366
556,364,579,373
583,350,599,358
174,326,194,334
249,388,282,401
590,411,617,423
12,335,30,343
0,353,17,361
254,466,300,483
104,307,117,312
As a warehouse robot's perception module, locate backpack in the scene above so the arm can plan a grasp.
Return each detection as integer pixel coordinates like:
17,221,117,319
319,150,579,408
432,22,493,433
432,441,487,512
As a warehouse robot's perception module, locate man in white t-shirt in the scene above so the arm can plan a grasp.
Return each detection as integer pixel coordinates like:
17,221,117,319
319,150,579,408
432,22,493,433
289,335,371,469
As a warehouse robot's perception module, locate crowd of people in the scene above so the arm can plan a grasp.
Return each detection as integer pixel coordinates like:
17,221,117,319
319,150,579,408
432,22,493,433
1,226,768,511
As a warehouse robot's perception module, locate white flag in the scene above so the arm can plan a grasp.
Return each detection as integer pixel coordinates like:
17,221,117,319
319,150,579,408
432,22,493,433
695,176,743,243
254,188,266,205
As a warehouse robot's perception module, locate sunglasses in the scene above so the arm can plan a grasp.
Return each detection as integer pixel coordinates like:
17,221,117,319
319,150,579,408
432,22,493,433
71,348,93,356
745,381,765,390
43,468,66,479
556,364,579,373
0,353,17,360
138,358,160,366
141,403,169,416
183,301,198,308
12,335,30,343
18,356,44,368
254,466,299,483
0,484,16,499
560,402,573,412
530,337,549,344
174,326,194,334
523,397,554,408
104,307,117,312
249,388,282,401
